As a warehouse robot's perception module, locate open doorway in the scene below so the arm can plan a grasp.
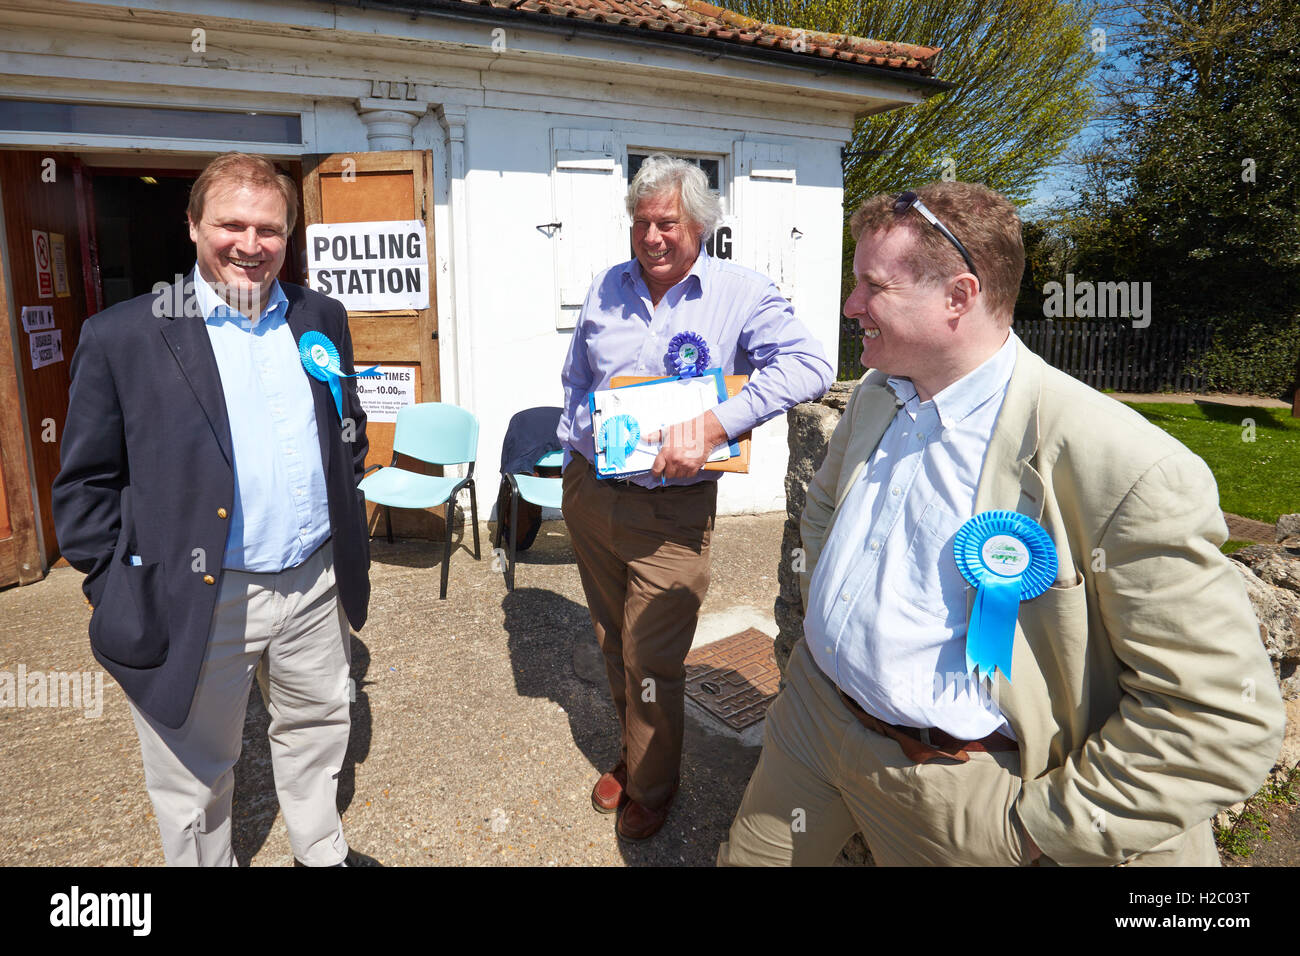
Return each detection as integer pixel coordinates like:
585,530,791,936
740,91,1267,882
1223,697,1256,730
90,171,195,308
83,158,305,314
0,150,307,584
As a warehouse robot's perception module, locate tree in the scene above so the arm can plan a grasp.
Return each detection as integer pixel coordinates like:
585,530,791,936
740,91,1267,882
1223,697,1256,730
716,0,1098,353
716,0,1098,208
1054,0,1300,397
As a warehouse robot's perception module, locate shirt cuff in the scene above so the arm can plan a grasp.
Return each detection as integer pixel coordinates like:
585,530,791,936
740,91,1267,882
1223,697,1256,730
711,397,752,441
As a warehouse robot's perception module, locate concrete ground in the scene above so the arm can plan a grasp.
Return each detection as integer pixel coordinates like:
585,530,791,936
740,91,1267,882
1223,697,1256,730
0,513,784,867
3,509,1294,866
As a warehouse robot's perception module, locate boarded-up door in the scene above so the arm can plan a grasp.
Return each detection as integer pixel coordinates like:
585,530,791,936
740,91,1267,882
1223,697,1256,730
301,151,443,538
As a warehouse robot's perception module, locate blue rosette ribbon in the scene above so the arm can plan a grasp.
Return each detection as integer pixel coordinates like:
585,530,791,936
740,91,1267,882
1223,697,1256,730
298,331,381,420
666,331,710,377
952,510,1057,683
598,414,640,471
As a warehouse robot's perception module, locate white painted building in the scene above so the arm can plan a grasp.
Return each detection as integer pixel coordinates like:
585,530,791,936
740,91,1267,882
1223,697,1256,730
0,0,943,577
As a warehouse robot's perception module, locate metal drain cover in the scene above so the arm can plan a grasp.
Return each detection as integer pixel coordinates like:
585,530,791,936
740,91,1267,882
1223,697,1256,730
684,628,781,730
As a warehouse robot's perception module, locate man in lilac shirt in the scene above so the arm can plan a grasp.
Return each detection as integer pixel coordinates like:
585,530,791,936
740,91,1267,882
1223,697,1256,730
559,154,832,841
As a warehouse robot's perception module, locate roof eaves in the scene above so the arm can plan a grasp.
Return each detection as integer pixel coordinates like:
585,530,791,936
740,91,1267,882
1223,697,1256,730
327,0,954,92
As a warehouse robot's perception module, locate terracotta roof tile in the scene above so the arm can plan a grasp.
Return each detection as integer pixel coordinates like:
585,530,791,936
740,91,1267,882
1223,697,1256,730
432,0,941,76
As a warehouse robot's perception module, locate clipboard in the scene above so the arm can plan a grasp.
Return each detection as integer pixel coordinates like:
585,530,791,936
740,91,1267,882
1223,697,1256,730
608,373,751,474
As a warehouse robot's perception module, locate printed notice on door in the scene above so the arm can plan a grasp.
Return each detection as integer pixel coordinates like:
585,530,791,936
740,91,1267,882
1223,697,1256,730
30,329,64,369
355,365,417,423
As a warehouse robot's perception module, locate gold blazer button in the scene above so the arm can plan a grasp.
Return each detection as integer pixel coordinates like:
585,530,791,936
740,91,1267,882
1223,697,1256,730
217,508,228,519
203,574,216,585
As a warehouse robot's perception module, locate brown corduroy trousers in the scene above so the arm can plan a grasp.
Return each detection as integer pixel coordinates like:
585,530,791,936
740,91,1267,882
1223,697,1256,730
562,454,716,809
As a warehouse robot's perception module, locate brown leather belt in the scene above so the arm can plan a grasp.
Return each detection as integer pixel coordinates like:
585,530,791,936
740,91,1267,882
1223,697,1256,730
837,689,1017,764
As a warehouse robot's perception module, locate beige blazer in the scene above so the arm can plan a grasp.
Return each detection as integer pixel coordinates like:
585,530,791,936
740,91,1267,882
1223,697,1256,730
800,336,1286,865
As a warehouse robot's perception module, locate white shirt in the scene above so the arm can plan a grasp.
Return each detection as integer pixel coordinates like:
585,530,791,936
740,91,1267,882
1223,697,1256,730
805,331,1019,740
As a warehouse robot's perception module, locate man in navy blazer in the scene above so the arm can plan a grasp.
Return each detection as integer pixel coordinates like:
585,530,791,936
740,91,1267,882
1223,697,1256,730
52,152,372,866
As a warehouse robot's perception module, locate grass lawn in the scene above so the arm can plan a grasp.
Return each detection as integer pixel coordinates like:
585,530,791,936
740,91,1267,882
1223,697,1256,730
1123,402,1299,525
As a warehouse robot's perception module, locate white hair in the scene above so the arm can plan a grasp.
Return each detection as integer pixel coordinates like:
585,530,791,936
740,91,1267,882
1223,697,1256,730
625,154,723,239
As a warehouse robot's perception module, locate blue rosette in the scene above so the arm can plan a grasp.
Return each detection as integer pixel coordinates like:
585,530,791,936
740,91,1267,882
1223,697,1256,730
952,510,1057,683
598,414,640,471
666,331,710,377
298,330,381,420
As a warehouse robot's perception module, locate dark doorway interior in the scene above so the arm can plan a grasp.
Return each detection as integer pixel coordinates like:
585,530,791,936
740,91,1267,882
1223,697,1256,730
91,173,195,308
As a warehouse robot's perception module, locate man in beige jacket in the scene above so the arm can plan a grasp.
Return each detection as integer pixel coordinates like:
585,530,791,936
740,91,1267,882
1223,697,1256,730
720,182,1285,866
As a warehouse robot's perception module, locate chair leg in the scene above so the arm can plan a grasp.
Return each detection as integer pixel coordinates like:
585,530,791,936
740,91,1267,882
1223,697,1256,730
507,489,519,592
384,506,393,544
440,501,453,600
469,481,480,559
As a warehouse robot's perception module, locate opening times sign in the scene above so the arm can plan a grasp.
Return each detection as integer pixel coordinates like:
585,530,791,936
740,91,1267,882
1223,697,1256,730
306,220,430,311
355,365,417,423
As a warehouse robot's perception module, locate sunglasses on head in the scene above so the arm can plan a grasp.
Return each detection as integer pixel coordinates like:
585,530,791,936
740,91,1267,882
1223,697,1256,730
893,190,980,289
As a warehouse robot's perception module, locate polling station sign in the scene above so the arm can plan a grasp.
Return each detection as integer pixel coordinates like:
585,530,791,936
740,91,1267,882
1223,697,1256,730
306,220,430,311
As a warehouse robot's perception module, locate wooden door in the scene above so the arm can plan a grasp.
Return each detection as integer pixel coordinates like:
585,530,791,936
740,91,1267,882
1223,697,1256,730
0,182,43,587
0,150,91,581
301,151,443,538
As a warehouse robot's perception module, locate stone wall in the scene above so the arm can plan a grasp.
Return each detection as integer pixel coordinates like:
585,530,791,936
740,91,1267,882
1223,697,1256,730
774,382,855,670
1230,514,1300,699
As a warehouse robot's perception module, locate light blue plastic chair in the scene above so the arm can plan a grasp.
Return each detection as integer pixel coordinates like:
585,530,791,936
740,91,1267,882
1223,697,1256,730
359,403,480,599
497,449,564,591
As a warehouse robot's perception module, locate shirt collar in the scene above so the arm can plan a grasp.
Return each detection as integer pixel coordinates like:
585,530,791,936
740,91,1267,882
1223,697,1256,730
192,265,288,329
887,330,1018,429
621,245,711,299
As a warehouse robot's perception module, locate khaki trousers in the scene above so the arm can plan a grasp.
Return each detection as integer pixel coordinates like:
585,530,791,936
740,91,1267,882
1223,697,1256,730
719,638,1219,866
562,454,716,808
128,541,353,867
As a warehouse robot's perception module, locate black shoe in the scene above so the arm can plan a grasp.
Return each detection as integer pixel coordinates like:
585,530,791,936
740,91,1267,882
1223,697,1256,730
293,848,382,867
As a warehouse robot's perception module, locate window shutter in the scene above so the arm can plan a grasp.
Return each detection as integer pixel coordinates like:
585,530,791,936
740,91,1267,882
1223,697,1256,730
735,141,798,298
551,129,623,329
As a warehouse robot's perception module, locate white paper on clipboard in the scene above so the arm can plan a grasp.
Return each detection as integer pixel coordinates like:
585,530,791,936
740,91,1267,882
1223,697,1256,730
590,375,730,477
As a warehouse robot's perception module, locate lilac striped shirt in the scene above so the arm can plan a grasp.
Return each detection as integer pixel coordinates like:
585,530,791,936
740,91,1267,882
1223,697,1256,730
558,249,833,487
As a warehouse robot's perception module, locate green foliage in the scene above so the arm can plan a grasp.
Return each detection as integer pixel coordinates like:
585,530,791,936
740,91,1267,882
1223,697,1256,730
1215,762,1300,858
1125,402,1300,524
1038,0,1300,394
1188,315,1300,397
714,0,1098,304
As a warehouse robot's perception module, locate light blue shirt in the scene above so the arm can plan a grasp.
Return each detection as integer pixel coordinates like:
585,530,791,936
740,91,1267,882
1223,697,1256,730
193,267,331,572
558,248,833,488
805,332,1018,740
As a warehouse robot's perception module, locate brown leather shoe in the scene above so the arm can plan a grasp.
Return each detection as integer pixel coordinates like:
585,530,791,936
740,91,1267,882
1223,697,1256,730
591,761,628,814
616,780,678,842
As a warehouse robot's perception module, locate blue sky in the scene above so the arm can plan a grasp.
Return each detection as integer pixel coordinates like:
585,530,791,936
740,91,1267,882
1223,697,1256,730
1021,3,1144,217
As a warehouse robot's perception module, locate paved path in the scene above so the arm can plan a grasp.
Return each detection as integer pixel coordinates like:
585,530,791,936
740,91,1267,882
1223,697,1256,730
0,514,785,867
1114,392,1291,408
3,509,1292,866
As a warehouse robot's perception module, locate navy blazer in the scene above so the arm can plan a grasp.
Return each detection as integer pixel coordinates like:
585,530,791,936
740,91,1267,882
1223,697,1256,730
52,280,371,729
